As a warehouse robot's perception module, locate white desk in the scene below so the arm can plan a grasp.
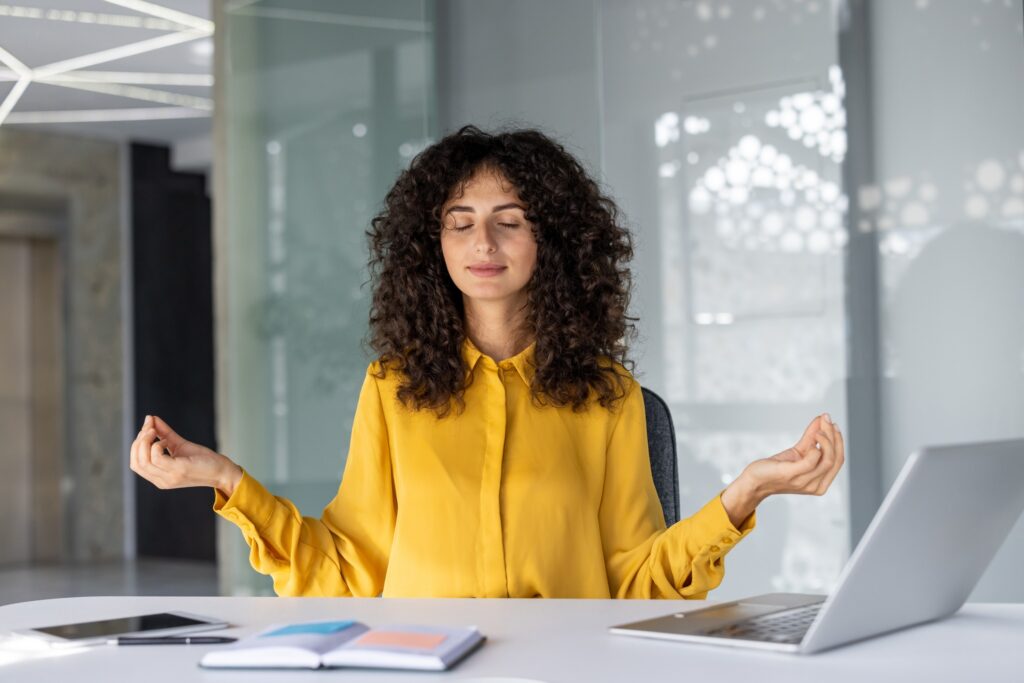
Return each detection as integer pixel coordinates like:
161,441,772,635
1,597,1022,682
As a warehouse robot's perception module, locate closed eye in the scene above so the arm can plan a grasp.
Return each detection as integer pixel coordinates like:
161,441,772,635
498,223,519,228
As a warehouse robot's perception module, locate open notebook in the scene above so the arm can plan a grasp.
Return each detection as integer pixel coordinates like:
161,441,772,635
199,619,485,671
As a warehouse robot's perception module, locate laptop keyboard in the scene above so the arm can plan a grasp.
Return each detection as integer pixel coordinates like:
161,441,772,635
704,603,823,644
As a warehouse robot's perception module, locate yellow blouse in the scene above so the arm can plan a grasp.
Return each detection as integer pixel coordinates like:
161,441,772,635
213,340,755,598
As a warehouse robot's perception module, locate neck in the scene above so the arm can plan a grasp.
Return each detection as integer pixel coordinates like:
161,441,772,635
463,295,532,361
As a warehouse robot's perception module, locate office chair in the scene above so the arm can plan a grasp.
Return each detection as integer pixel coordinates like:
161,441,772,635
641,387,681,527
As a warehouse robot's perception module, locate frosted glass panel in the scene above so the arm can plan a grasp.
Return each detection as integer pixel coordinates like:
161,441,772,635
869,0,1024,601
217,0,435,595
599,0,850,599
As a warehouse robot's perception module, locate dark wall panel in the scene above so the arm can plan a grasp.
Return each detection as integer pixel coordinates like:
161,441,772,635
131,142,216,561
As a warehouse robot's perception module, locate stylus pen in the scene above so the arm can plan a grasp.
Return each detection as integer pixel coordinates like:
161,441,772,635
108,636,237,645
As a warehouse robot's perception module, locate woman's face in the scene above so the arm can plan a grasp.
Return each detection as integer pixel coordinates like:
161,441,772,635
440,167,538,306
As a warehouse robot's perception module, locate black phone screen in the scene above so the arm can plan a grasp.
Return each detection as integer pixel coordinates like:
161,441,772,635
34,613,209,640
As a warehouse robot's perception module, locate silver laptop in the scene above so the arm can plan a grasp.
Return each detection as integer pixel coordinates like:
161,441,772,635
610,438,1024,654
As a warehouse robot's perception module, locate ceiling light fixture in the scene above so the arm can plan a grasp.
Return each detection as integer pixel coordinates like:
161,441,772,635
0,1,214,129
0,44,31,76
0,76,30,125
0,3,186,30
231,5,430,33
4,107,211,124
33,29,210,78
102,0,214,33
36,71,213,86
0,45,31,125
39,79,213,110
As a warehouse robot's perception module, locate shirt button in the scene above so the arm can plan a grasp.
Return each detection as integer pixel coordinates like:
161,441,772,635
709,545,721,554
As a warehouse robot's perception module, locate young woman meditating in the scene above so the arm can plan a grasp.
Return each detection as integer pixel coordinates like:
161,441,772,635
130,126,844,599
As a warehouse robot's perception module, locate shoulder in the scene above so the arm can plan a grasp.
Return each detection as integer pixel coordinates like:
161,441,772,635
360,359,404,402
585,357,641,416
367,358,403,382
596,357,640,393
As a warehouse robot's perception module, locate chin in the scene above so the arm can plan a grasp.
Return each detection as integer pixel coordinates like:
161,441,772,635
465,288,516,302
455,281,516,301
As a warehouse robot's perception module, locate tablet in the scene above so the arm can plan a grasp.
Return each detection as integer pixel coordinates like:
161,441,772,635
14,611,229,647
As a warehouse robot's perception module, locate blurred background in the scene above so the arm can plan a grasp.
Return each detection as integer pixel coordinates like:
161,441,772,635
0,0,1021,604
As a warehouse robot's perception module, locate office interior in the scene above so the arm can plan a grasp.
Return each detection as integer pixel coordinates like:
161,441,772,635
0,0,1022,607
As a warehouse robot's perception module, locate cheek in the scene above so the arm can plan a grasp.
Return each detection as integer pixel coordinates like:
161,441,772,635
523,247,537,278
515,236,538,276
440,236,460,274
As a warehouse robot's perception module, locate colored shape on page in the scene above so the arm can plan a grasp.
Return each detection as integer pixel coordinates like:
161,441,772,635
353,631,448,650
262,620,357,637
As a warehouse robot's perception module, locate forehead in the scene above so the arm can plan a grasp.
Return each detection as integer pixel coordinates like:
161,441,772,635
445,167,522,204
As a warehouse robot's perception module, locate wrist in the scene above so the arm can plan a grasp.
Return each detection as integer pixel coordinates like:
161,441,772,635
737,467,772,504
720,471,766,528
216,460,243,498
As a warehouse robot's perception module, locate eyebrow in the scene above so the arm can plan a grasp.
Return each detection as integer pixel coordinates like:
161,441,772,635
445,202,526,215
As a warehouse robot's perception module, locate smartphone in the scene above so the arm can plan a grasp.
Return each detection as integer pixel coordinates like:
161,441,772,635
14,611,228,647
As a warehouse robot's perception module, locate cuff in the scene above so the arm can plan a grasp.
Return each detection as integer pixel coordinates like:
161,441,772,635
211,468,278,532
674,493,757,553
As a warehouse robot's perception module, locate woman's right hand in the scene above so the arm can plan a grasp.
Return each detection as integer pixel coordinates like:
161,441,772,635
130,415,243,497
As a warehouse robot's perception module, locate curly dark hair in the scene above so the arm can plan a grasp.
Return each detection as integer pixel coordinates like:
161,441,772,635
367,125,636,416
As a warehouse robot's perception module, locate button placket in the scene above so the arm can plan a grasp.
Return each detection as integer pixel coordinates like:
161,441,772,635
474,360,510,597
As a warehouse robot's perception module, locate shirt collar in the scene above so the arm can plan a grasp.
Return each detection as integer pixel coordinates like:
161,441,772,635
462,337,537,385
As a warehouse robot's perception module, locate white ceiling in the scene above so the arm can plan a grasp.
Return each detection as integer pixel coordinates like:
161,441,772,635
0,0,212,145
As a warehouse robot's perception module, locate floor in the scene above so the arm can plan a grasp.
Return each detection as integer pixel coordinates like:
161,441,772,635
0,559,219,607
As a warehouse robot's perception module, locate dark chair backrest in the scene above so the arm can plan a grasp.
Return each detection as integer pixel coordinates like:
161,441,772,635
641,387,681,527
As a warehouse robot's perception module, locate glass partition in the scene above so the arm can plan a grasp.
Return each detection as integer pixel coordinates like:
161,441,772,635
215,0,435,595
214,0,1024,601
598,0,849,599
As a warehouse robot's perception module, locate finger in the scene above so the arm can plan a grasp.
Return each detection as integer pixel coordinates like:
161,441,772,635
804,431,838,490
807,431,836,480
814,430,836,472
130,434,149,472
150,438,182,476
823,412,839,457
790,431,835,489
152,415,184,452
136,428,168,474
815,428,846,495
131,417,149,470
779,442,824,478
772,447,802,463
794,415,825,454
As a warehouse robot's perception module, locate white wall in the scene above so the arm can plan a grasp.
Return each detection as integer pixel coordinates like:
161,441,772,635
871,0,1024,601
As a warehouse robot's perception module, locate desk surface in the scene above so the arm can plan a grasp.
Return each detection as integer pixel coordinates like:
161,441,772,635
1,596,1022,682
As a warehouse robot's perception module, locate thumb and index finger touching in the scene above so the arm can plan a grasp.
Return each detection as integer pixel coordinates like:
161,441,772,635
795,413,830,452
146,414,184,450
776,413,831,475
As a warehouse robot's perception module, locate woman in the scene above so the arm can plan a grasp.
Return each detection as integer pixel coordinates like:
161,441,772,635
130,126,844,599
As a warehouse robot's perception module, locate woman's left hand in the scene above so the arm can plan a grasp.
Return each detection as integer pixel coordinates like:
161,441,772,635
720,414,845,527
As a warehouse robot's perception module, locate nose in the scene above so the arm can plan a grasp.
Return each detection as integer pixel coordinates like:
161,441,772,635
473,224,498,254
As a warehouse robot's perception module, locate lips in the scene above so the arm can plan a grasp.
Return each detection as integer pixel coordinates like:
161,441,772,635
468,264,507,277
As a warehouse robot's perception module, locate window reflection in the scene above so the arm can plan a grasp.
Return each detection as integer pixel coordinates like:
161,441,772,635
651,66,849,594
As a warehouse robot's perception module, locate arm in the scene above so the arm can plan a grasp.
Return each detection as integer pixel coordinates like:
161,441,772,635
214,368,396,597
599,381,754,599
131,367,396,597
598,382,845,599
